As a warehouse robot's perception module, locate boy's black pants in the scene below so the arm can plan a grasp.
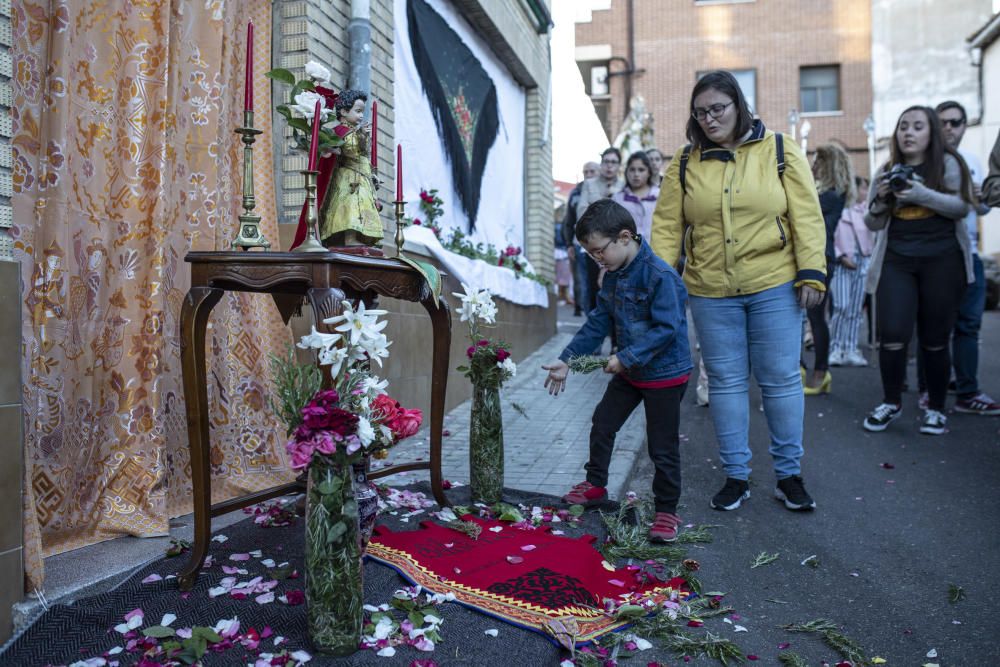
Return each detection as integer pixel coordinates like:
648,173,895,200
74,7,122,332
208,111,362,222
585,375,687,514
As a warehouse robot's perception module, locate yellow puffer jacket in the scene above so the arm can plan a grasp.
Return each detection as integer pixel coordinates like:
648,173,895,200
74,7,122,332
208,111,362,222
650,127,827,298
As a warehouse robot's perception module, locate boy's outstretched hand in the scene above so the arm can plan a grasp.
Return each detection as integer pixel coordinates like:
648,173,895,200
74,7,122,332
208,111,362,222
542,360,569,395
604,354,623,374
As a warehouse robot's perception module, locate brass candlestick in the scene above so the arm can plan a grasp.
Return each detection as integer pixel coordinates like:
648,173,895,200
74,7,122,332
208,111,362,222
231,110,271,250
294,169,327,252
394,199,407,257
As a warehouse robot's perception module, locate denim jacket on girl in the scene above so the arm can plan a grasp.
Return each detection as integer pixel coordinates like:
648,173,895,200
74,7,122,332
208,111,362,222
559,238,692,382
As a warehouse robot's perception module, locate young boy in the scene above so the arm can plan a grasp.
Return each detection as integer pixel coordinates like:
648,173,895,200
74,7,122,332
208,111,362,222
542,199,692,542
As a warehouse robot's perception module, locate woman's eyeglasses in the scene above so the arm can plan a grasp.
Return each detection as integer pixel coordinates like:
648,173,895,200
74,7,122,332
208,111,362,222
692,102,733,121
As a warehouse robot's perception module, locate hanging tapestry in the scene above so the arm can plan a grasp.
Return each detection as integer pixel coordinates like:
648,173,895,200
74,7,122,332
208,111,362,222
407,0,500,232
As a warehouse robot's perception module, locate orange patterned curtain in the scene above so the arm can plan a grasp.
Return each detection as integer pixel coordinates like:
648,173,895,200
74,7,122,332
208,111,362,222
12,1,295,590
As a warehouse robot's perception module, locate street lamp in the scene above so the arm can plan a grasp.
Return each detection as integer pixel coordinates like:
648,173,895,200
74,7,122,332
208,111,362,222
863,114,877,179
787,108,800,142
800,119,812,155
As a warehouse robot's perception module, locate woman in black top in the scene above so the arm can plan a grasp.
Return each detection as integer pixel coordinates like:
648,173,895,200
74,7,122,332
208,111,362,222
803,143,855,395
862,106,974,436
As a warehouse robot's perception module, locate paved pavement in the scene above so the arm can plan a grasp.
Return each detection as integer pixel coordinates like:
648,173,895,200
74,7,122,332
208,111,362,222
628,308,1000,664
380,300,641,501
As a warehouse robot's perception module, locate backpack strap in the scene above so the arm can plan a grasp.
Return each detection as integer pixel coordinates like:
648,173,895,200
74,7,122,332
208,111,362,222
679,144,693,192
775,132,786,180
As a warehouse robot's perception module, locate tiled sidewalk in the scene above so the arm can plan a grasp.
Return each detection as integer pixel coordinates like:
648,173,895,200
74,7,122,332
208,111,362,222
379,308,645,501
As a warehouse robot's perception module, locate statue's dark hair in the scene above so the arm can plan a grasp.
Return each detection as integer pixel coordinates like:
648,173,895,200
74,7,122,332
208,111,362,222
335,89,368,119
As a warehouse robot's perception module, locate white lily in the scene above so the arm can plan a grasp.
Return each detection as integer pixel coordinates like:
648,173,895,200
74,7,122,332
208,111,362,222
303,60,331,84
324,301,388,346
477,297,498,324
297,326,341,351
359,333,391,367
292,91,333,121
317,345,349,376
362,375,389,395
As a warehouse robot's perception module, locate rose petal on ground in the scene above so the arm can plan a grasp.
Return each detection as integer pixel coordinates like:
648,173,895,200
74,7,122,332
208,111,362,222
723,618,732,624
141,574,163,584
687,620,703,627
108,647,123,655
734,624,748,632
608,579,626,587
229,553,251,561
249,549,263,557
521,545,536,551
927,649,938,658
506,556,524,564
256,592,275,604
489,526,503,533
290,649,312,663
601,561,616,571
634,637,652,650
211,535,228,543
261,559,276,568
376,646,396,657
778,642,790,649
160,613,176,627
485,629,499,637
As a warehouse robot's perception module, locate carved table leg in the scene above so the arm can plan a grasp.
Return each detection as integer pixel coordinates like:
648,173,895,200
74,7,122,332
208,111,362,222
178,286,224,591
308,287,347,333
422,296,452,507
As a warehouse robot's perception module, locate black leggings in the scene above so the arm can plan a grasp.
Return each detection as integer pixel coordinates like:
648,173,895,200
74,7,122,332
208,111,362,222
876,249,966,410
805,270,832,372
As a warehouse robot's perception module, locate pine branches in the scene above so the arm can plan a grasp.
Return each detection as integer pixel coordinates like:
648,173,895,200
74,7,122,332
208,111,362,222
781,619,870,665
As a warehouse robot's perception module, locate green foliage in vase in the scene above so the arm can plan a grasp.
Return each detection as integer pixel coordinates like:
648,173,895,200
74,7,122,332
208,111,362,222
269,345,323,436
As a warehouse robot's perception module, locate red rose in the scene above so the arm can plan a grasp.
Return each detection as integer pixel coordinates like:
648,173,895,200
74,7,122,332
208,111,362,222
283,589,305,605
314,85,339,110
496,348,510,362
413,218,422,225
387,406,422,440
478,339,490,346
467,346,476,358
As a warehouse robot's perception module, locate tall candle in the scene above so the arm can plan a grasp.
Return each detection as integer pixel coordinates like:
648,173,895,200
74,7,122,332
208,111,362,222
244,21,254,112
370,99,378,169
308,99,322,170
396,144,403,201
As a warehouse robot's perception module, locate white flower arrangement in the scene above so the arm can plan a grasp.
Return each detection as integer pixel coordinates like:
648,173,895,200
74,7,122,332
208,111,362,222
303,60,332,85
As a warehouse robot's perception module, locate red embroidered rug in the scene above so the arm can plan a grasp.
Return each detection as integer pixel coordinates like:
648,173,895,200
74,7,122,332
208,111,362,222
367,516,687,646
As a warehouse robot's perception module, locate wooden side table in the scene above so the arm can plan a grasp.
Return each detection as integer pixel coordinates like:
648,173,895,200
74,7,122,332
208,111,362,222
177,250,451,590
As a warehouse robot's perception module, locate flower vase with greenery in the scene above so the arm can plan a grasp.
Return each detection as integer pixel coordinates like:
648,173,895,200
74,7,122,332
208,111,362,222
454,284,517,504
277,301,422,655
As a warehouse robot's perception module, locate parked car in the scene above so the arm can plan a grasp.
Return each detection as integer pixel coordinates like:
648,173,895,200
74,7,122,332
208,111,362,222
985,255,999,311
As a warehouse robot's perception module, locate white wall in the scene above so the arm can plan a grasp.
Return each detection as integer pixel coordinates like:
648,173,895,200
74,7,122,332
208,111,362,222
972,34,1000,258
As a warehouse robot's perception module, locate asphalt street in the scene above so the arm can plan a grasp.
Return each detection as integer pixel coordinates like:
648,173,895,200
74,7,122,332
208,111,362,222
625,308,1000,665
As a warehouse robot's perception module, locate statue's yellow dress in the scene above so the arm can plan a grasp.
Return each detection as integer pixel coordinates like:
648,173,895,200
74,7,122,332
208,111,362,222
318,127,383,246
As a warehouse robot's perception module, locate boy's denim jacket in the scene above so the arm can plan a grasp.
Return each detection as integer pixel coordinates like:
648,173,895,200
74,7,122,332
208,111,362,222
559,238,693,382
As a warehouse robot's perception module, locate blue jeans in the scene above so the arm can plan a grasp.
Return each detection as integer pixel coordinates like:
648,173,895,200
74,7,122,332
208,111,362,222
690,282,805,481
953,254,985,397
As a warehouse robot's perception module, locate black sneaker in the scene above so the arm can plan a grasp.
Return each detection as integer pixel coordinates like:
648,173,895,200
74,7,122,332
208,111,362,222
774,475,816,511
710,478,750,511
919,409,947,435
863,403,902,432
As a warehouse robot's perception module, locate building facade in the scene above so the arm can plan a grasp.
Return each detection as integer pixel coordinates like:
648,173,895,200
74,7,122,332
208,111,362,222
574,0,873,175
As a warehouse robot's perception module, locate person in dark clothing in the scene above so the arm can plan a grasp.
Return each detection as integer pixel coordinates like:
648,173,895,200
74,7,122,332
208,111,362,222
564,161,600,316
862,106,975,436
803,143,854,394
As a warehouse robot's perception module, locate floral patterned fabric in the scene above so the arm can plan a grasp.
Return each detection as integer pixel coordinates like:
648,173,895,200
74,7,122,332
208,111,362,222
12,1,295,590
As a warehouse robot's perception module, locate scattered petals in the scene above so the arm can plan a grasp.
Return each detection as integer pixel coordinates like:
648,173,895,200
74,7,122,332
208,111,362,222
485,629,499,637
601,561,616,571
489,526,503,533
377,646,396,657
873,659,887,665
159,613,176,627
608,579,626,587
927,649,938,658
229,553,251,561
141,574,163,584
521,545,536,551
778,642,791,649
880,462,895,469
506,556,524,564
748,656,759,661
734,624,748,632
255,592,275,604
687,620,703,627
211,534,228,543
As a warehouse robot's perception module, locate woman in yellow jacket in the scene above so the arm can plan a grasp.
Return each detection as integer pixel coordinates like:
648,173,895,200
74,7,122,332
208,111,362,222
650,71,827,513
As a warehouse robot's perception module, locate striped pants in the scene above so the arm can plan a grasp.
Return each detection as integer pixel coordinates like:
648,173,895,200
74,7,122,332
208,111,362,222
829,253,871,354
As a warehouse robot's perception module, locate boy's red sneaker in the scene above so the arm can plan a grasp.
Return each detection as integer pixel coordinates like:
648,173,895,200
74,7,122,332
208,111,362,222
561,481,607,506
649,512,681,543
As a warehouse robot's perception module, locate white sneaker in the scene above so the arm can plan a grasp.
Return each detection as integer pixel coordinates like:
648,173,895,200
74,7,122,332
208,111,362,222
845,350,868,367
920,409,947,435
829,349,845,366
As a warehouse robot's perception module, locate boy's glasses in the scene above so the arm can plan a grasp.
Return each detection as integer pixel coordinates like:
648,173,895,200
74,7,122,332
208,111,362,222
692,102,733,121
584,237,617,259
941,118,965,128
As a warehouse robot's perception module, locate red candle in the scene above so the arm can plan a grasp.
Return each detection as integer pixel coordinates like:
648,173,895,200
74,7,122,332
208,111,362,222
396,144,403,201
370,99,378,169
244,21,254,112
308,99,322,170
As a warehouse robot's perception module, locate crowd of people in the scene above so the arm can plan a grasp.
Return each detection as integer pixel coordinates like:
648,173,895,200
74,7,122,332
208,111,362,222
546,70,1000,542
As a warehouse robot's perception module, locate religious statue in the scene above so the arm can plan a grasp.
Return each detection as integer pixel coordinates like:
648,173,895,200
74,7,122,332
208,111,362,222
317,90,384,247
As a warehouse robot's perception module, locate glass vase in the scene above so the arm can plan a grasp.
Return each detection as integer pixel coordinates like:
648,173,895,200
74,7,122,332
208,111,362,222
469,382,504,504
304,458,363,656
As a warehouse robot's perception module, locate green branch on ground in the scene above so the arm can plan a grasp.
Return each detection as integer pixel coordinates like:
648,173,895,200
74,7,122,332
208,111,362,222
948,583,966,603
778,652,809,667
598,501,715,563
781,619,870,665
750,551,780,569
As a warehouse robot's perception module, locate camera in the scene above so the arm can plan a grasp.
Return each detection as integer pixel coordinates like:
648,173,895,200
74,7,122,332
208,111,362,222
885,164,921,192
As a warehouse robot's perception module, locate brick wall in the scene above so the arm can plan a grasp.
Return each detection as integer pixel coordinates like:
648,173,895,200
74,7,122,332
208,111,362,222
575,0,874,176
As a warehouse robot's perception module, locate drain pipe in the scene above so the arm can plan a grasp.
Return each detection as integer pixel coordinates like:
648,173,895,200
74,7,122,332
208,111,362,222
349,0,372,93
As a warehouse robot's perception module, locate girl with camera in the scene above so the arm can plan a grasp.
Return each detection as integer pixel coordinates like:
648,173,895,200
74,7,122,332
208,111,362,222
862,106,975,435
